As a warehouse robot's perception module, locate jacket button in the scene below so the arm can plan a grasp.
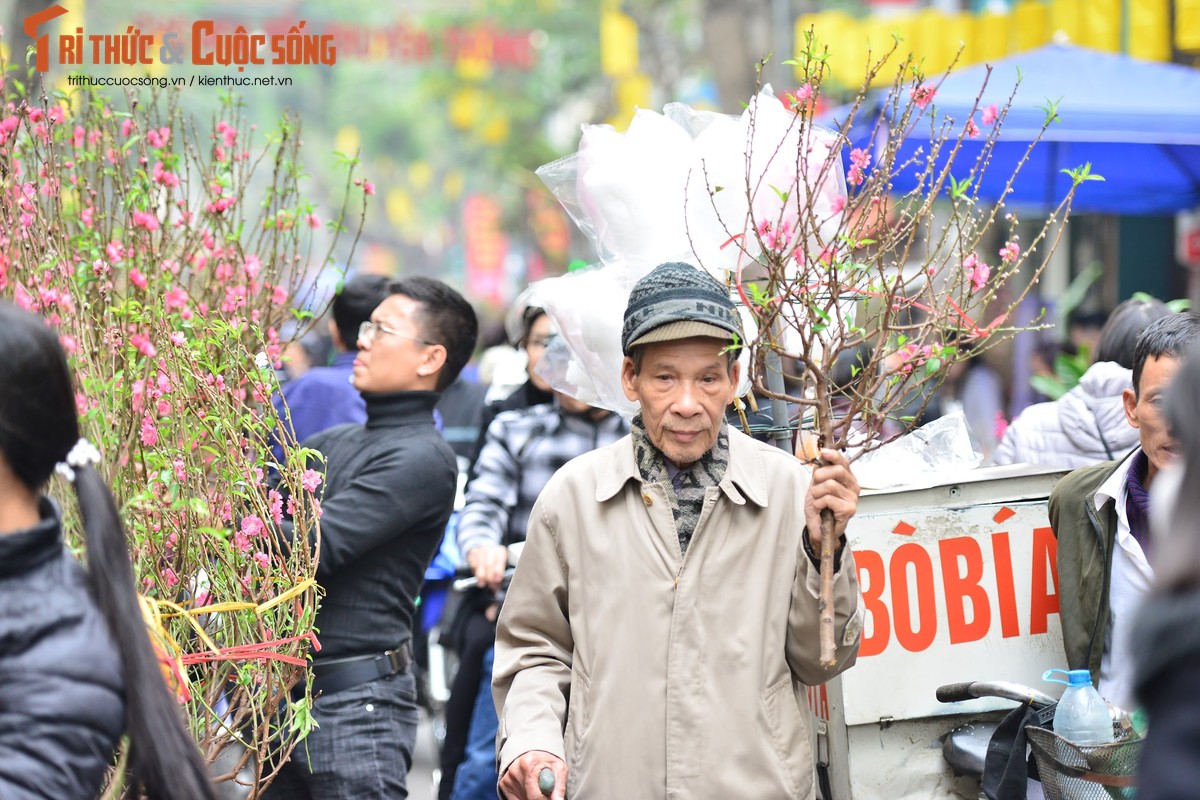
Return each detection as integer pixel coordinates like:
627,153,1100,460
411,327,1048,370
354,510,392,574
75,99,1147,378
642,492,653,506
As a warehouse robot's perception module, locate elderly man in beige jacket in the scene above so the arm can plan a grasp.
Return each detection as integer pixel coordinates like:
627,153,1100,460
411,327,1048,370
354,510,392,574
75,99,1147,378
492,261,864,800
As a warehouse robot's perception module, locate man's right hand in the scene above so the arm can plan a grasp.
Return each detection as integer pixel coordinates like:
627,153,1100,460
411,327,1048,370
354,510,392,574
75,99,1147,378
467,543,509,591
499,751,568,800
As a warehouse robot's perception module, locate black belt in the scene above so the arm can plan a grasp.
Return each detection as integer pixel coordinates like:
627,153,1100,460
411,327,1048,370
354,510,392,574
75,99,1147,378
311,641,413,697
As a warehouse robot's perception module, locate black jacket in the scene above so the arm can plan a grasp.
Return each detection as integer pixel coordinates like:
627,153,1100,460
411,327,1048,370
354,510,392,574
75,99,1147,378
0,498,124,799
1133,590,1200,799
281,391,457,660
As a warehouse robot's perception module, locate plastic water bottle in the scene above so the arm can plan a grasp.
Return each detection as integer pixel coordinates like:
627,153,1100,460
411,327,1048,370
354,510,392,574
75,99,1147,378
1044,669,1115,746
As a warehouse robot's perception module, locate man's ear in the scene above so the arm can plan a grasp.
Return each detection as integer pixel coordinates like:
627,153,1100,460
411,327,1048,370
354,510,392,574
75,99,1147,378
621,356,639,402
416,345,448,381
727,357,742,404
1122,386,1140,429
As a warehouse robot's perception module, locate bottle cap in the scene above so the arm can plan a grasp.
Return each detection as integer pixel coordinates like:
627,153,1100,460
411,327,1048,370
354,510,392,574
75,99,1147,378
1043,668,1094,687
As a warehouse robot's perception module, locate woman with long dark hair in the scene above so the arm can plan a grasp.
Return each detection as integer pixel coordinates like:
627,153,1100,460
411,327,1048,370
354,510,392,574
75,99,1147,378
0,303,216,799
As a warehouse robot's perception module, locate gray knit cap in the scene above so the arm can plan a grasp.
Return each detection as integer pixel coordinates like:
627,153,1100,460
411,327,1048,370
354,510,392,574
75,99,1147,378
621,262,743,355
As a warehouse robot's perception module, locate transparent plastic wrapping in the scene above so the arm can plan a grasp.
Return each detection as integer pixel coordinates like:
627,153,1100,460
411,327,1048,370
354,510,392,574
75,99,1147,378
532,89,846,414
527,263,645,417
851,410,984,489
527,262,757,417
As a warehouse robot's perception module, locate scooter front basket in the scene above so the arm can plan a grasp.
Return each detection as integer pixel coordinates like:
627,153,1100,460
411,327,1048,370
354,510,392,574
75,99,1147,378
1025,724,1142,800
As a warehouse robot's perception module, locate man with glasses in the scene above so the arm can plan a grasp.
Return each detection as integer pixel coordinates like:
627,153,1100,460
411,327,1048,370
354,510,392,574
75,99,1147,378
270,274,390,466
267,277,478,800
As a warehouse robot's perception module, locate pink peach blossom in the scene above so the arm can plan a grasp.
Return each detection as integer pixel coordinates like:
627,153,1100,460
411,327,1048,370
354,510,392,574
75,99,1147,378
910,84,936,109
130,332,156,357
132,210,159,231
963,253,990,292
140,414,158,446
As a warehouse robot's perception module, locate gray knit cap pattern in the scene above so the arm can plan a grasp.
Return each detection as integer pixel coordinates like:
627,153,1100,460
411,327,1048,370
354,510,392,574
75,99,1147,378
621,262,744,355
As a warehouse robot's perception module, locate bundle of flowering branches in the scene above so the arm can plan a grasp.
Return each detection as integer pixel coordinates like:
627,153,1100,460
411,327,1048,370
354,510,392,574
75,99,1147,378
0,81,368,795
699,34,1097,666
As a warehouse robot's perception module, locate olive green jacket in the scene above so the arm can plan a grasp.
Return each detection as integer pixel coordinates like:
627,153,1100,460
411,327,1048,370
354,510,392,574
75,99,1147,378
1047,457,1126,686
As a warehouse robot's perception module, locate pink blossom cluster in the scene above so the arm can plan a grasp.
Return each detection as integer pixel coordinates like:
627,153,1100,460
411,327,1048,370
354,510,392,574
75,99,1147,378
963,253,991,292
910,84,936,109
847,147,870,188
756,218,793,254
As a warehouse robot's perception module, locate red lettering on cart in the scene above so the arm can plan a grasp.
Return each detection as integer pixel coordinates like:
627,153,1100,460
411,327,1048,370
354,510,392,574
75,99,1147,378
892,521,916,536
854,526,1062,656
993,506,1016,524
1029,526,1060,635
991,532,1021,638
940,536,989,644
806,683,830,720
891,543,937,652
856,549,888,657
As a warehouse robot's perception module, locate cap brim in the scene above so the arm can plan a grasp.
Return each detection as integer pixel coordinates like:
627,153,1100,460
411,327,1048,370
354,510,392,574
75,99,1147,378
627,320,738,350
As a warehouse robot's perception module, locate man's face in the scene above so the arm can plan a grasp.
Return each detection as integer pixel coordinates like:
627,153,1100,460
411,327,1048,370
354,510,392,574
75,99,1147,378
352,294,440,394
1124,354,1181,482
621,337,738,469
524,313,554,393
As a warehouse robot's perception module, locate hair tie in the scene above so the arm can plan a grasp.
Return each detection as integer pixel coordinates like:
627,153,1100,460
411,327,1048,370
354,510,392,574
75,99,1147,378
54,438,102,483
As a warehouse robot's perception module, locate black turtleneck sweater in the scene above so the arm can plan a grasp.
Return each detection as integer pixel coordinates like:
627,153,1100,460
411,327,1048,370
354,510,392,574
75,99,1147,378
280,391,457,660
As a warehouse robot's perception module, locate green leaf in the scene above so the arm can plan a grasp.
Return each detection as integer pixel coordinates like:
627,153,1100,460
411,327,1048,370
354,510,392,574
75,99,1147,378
1058,261,1103,319
1060,162,1105,186
1039,96,1062,126
949,174,974,200
924,357,942,376
1030,373,1069,401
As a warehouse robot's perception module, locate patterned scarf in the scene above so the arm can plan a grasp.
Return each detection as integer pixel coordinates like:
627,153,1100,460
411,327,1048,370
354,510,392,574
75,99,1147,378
631,414,729,555
1124,449,1152,557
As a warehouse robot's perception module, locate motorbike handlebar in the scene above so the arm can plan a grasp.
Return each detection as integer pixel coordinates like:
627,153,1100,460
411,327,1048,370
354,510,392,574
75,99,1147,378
452,567,516,593
935,680,1057,709
936,682,978,703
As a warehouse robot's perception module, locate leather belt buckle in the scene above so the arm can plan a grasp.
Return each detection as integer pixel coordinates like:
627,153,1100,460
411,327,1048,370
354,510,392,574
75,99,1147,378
384,647,403,676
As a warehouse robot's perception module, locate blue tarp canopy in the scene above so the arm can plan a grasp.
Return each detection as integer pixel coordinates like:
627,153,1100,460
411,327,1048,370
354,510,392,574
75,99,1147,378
844,45,1200,215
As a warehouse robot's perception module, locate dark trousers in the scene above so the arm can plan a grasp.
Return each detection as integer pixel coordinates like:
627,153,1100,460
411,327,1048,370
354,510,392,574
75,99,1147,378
263,671,419,799
451,647,499,800
438,612,496,800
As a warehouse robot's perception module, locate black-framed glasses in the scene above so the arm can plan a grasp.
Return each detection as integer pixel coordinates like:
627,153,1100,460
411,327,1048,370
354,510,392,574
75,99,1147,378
358,320,434,347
